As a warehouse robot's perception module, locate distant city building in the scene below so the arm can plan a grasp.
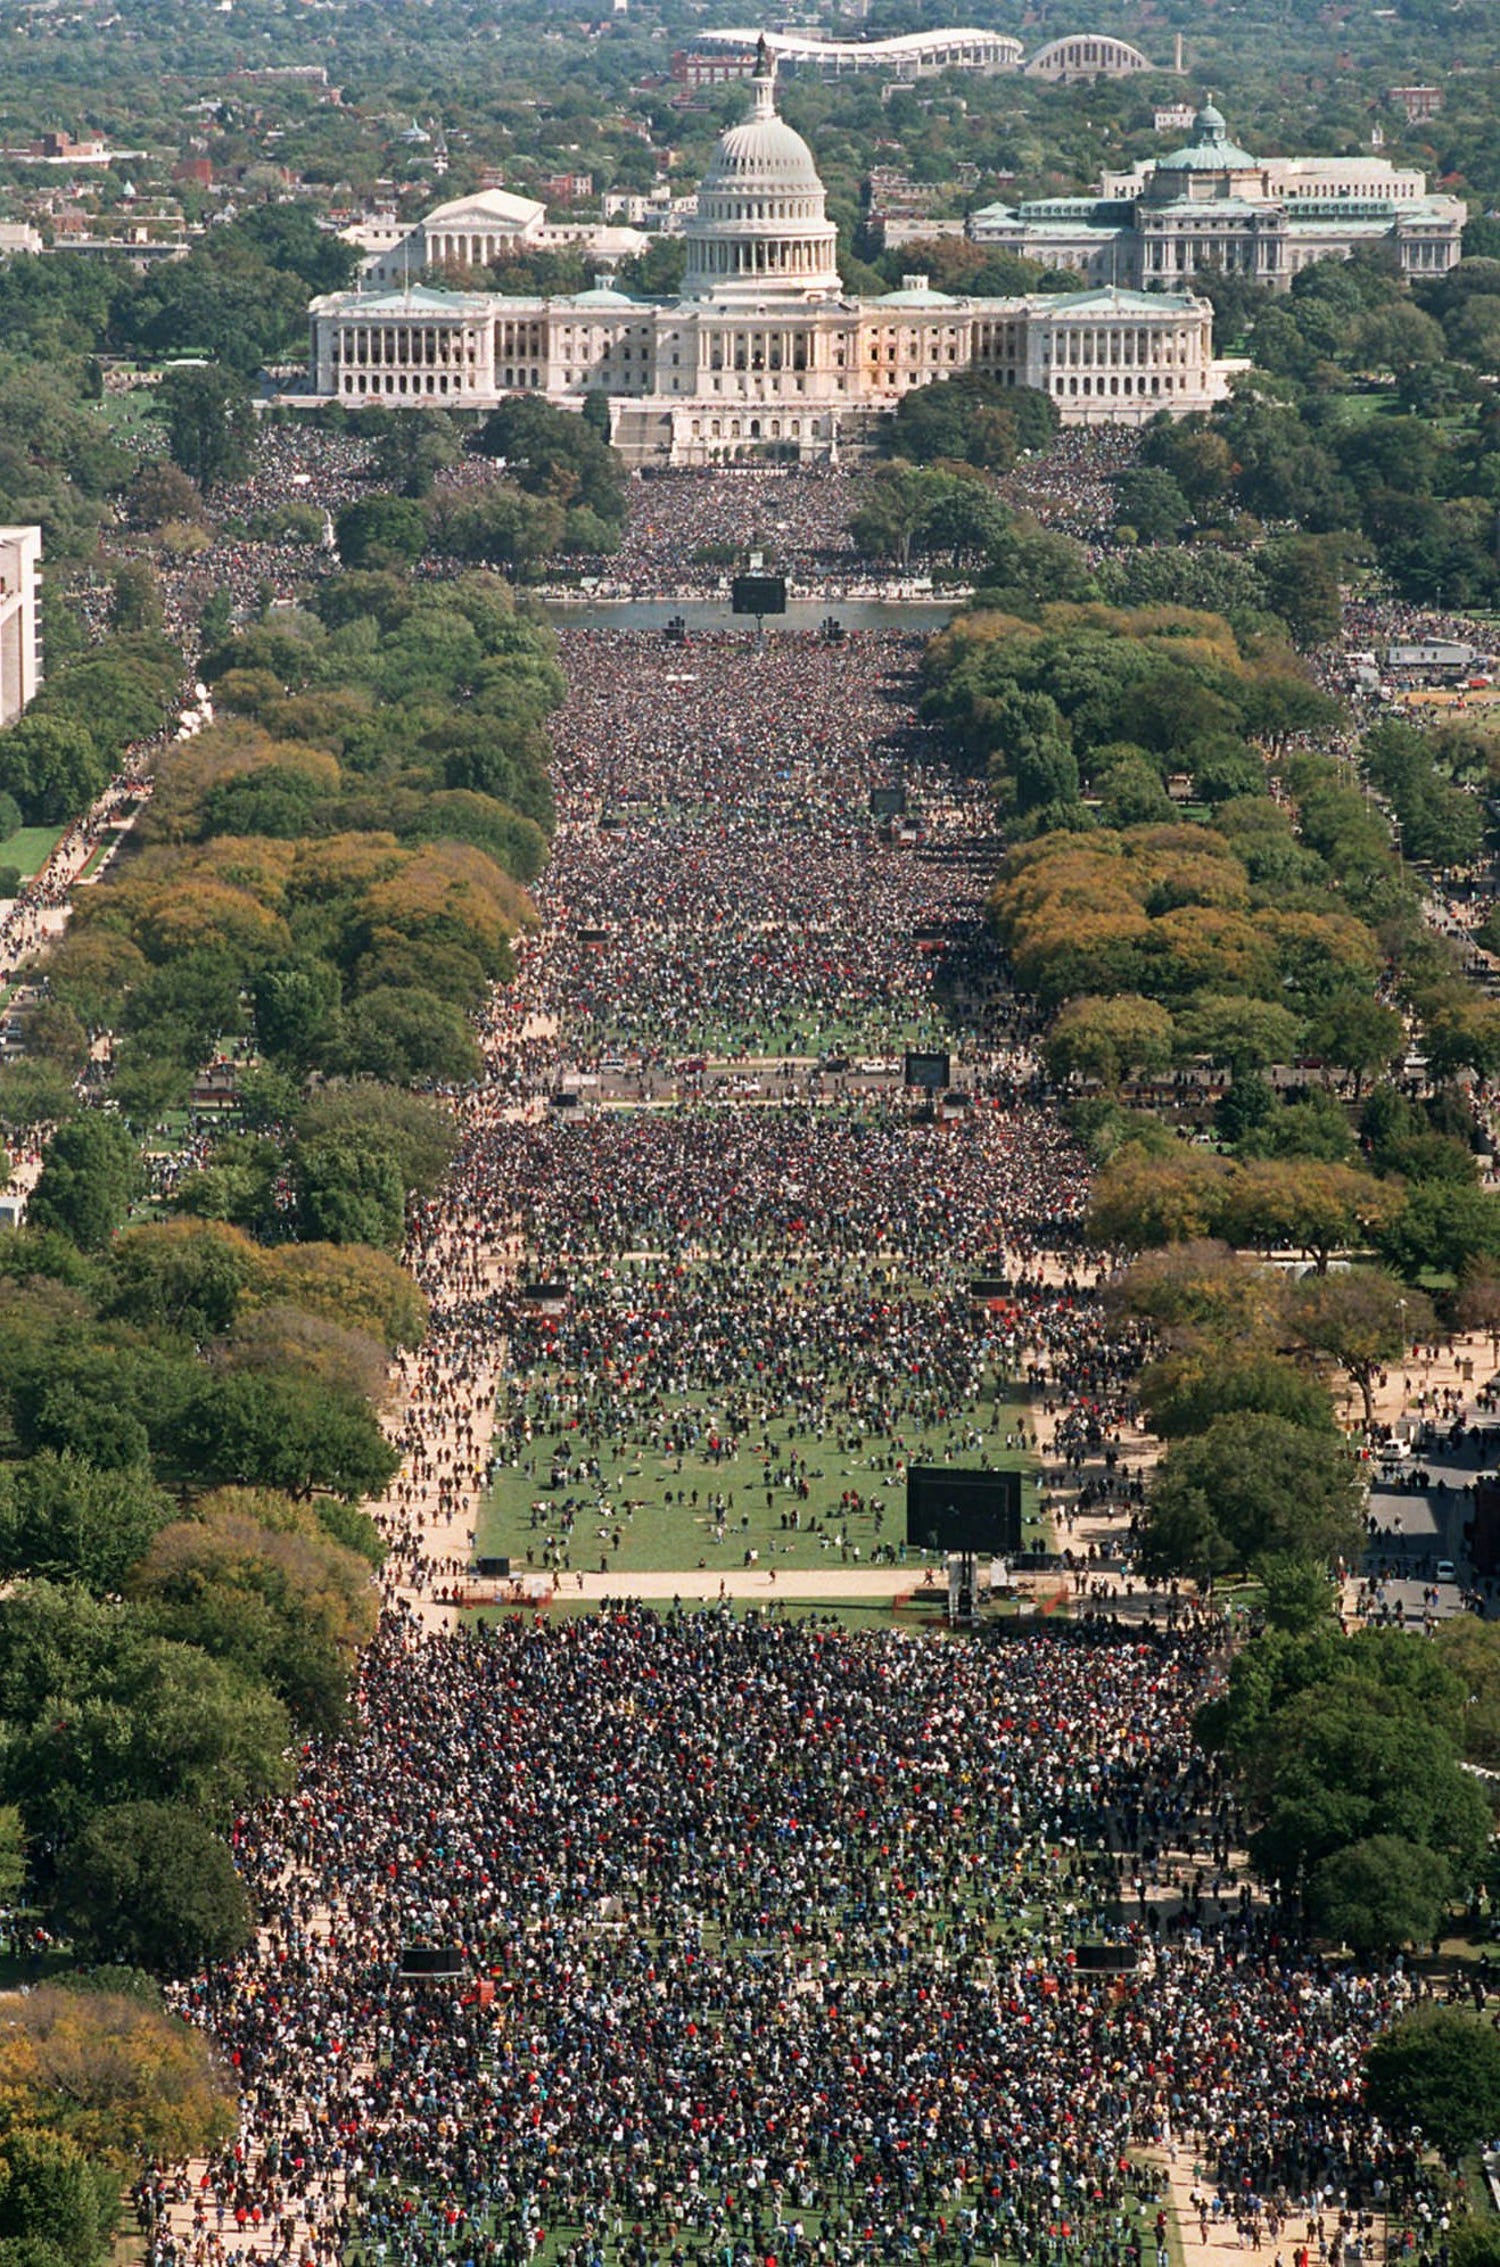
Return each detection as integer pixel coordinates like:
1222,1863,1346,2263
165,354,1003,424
307,45,1233,463
691,26,1023,77
672,45,760,87
0,528,42,732
541,172,595,206
1154,103,1197,133
969,98,1463,286
1,128,145,167
1024,36,1153,82
603,187,698,231
233,64,330,85
878,216,967,249
30,129,109,161
1389,86,1442,122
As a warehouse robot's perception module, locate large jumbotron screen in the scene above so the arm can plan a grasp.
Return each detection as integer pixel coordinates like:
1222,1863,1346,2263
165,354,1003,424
731,574,788,616
906,1465,1023,1555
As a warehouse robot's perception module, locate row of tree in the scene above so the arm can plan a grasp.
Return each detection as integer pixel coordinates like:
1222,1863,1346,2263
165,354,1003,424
0,625,183,826
1102,1240,1499,1973
0,1188,425,2249
924,601,1340,838
9,567,562,1124
333,395,631,567
1144,254,1500,608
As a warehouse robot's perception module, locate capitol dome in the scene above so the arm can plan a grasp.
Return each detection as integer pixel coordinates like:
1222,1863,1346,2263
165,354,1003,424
682,38,842,301
699,105,824,198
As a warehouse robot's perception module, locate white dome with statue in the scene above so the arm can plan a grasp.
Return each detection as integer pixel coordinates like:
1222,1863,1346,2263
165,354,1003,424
681,37,843,301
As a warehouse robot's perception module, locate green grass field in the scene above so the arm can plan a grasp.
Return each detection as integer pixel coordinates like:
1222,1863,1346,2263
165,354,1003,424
477,1386,1043,1579
0,825,65,883
93,390,165,444
574,1005,953,1061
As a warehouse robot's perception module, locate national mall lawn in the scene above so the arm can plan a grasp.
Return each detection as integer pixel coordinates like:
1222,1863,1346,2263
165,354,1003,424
475,1383,1042,1578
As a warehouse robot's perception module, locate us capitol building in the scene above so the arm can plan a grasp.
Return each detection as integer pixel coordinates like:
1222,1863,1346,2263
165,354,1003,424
307,42,1237,466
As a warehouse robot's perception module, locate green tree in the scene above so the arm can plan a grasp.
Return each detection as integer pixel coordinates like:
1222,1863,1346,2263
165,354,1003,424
335,494,429,570
1289,1270,1432,1428
1259,1554,1341,1634
1215,1073,1277,1147
0,1454,173,1595
849,464,951,568
20,1001,88,1076
1244,1098,1357,1171
0,2132,116,2264
0,1610,294,1841
1087,1144,1231,1249
294,1132,406,1249
155,366,256,490
54,1802,251,1976
1098,758,1173,828
28,1116,142,1253
1249,1679,1489,1888
1043,994,1174,1089
1113,466,1189,541
1377,1180,1500,1280
473,395,625,528
129,1504,377,1736
1308,996,1403,1094
166,1371,399,1501
1434,1615,1500,1769
1177,995,1302,1076
369,408,460,499
984,686,1076,817
1140,1411,1364,1583
881,374,1054,471
1451,2222,1500,2267
1141,421,1235,510
125,460,204,531
252,959,342,1069
1365,2007,1500,2163
0,1806,25,1911
1138,1352,1333,1441
1310,1835,1452,1957
1256,537,1343,648
337,986,481,1086
108,560,163,637
103,1219,257,1340
296,1083,457,1197
0,712,106,826
1221,1159,1396,1274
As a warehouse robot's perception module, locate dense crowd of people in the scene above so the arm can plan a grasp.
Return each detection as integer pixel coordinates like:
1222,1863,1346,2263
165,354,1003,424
129,475,1479,2267
500,632,989,1062
993,428,1141,545
566,467,860,597
142,1610,1444,2267
385,626,1106,1594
